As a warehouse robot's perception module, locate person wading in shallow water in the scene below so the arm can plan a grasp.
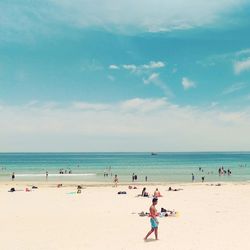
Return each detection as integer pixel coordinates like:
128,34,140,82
144,197,159,240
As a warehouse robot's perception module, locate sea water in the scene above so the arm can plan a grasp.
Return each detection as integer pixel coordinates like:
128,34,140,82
0,152,250,183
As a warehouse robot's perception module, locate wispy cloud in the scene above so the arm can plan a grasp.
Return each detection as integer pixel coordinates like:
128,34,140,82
143,73,173,97
81,60,103,71
107,75,115,81
223,82,247,95
143,73,160,84
197,48,250,69
73,102,111,111
210,102,219,108
182,77,196,90
120,98,169,113
234,59,250,74
0,0,248,42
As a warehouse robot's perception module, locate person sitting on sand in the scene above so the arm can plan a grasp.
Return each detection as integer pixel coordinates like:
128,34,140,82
142,187,149,197
77,185,82,194
144,197,159,240
154,188,161,197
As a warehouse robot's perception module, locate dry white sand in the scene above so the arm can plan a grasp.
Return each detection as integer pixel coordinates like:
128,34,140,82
0,182,250,250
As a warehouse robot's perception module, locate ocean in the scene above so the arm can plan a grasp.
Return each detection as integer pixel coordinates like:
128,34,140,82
0,152,250,183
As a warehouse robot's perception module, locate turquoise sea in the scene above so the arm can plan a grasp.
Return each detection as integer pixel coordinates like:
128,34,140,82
0,152,250,183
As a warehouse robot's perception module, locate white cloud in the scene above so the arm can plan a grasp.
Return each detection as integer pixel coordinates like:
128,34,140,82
142,61,165,69
109,65,119,69
234,59,250,74
123,64,137,72
1,99,250,151
182,77,196,90
223,82,247,95
123,61,165,74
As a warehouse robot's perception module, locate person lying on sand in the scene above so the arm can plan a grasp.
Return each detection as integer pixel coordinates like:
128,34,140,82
138,211,149,216
168,187,183,191
159,207,179,217
117,191,127,194
8,187,15,192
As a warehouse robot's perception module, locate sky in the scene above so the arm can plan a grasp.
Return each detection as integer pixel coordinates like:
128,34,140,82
1,0,250,152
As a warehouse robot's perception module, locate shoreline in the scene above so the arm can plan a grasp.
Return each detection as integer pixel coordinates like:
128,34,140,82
1,180,250,188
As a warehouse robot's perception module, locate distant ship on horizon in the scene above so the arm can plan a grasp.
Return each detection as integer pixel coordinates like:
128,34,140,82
151,152,158,156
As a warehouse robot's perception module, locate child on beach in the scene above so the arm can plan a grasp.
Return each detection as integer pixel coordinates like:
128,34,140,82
114,175,118,187
144,197,159,240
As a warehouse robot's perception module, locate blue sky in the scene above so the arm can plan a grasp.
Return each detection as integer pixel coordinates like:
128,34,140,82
1,0,250,151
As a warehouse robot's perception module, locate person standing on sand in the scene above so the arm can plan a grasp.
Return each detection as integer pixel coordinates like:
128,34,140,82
11,172,15,181
114,174,118,187
144,197,159,240
192,173,194,182
46,171,48,180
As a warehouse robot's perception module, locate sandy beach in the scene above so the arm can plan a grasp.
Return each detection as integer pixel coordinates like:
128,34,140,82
1,182,250,250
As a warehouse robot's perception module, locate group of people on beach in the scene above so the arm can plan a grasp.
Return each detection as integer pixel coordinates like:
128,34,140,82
141,187,162,197
103,166,112,177
191,172,205,182
191,166,234,183
59,169,72,174
218,167,231,175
